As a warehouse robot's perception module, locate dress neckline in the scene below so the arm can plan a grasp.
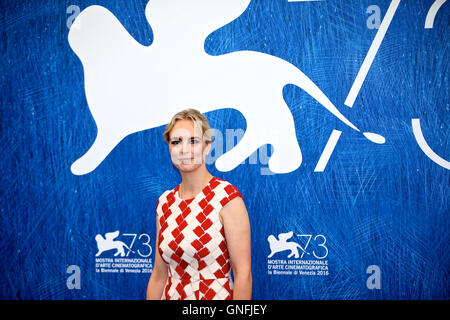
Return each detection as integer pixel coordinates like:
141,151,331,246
175,176,215,202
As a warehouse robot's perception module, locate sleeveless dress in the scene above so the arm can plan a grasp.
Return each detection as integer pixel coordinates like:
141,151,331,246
156,176,243,300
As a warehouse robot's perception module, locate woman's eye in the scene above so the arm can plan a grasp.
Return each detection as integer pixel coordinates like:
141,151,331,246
170,139,199,145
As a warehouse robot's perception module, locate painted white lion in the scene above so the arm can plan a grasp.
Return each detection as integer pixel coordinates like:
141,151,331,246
68,0,364,176
267,231,306,258
95,231,130,257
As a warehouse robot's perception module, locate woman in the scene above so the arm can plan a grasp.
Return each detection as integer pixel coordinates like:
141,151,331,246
146,108,252,300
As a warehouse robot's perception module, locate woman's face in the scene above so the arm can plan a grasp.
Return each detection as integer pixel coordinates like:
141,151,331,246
168,119,211,172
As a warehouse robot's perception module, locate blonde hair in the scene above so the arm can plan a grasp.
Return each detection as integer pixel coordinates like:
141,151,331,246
163,108,213,144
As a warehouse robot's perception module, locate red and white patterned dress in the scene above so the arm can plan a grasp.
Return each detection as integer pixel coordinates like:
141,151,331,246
156,176,243,300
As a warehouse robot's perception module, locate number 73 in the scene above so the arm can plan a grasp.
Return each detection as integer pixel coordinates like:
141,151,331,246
296,234,328,259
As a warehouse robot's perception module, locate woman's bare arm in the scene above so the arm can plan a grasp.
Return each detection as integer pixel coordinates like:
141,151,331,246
146,218,168,300
220,196,252,300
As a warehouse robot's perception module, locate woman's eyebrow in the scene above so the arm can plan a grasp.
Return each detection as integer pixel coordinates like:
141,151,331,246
170,136,201,140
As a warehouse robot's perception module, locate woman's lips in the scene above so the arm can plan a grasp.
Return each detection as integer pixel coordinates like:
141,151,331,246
179,158,195,163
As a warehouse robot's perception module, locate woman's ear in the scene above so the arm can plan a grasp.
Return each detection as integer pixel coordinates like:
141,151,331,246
204,140,212,157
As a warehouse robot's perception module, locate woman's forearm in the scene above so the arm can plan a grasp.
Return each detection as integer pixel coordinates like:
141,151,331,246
146,272,167,300
232,272,252,300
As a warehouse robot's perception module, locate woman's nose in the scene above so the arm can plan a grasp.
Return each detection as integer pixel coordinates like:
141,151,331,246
181,140,191,153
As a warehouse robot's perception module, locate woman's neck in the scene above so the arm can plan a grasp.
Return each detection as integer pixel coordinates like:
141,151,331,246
179,170,213,199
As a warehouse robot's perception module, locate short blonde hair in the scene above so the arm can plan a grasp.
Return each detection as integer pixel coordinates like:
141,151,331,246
163,108,213,144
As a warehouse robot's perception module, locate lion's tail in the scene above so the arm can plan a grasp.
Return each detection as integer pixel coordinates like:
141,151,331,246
118,241,131,251
283,62,359,132
295,242,307,254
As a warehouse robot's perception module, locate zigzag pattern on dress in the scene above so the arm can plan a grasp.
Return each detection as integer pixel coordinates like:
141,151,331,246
156,176,243,300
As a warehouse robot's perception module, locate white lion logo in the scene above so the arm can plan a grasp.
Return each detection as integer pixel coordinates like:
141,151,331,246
267,231,307,259
67,0,380,176
95,231,130,257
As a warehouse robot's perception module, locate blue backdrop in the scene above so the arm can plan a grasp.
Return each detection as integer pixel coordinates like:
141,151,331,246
1,0,448,299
